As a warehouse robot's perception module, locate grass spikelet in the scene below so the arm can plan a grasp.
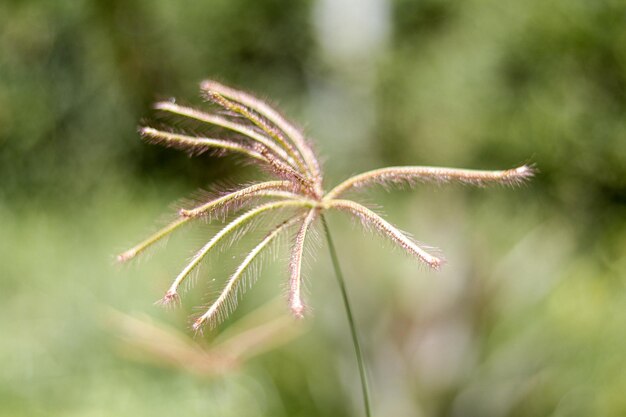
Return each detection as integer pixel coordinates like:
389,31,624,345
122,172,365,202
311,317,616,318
327,199,444,269
117,217,189,263
288,209,317,318
178,181,294,218
123,79,531,323
193,215,305,330
326,164,536,198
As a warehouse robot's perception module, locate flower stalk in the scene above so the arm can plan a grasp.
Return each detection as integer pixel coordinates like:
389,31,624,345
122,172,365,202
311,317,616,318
322,214,371,417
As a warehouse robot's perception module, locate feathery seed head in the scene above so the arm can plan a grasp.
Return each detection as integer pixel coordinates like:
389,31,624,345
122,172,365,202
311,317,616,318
119,80,534,330
117,249,136,263
157,290,181,308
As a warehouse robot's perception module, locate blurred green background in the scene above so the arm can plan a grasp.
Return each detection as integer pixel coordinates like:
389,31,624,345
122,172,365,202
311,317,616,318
1,0,625,416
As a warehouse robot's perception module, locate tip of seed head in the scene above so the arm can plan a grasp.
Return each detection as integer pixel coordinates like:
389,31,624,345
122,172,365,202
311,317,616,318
117,250,136,263
290,302,305,319
200,80,218,91
154,101,173,111
429,257,445,271
509,164,536,179
156,291,180,307
201,88,224,104
514,165,528,175
179,208,193,218
138,126,153,136
192,317,205,332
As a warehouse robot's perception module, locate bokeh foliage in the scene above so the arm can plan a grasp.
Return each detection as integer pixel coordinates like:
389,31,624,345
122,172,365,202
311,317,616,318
1,0,625,416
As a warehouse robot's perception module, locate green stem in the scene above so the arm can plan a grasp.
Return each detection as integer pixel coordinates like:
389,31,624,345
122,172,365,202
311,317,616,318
321,214,372,417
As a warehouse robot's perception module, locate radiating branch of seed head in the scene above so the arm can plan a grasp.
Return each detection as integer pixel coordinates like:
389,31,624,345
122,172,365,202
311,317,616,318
160,199,317,305
117,217,189,263
118,185,299,262
140,127,266,161
192,214,306,330
201,80,322,185
325,164,535,199
203,90,308,175
141,127,308,185
327,199,444,269
288,208,317,318
154,101,300,170
255,145,316,192
179,181,294,218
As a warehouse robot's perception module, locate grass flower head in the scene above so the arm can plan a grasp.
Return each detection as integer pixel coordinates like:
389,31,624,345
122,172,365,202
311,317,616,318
118,80,534,331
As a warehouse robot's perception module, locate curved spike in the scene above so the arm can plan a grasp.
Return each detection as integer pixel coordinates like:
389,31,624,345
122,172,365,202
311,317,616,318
140,127,265,160
288,208,317,318
325,165,535,199
162,199,317,304
154,101,300,170
179,181,294,218
118,183,298,263
203,90,308,174
327,199,444,269
117,217,189,263
193,214,306,330
200,80,322,186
